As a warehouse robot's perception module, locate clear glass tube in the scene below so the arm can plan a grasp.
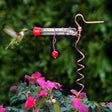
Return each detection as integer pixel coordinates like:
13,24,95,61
41,28,77,36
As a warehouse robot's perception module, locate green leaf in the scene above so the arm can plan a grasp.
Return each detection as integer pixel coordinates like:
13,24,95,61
10,96,19,105
19,94,26,101
91,105,96,110
108,105,112,111
53,90,62,98
53,103,60,112
17,85,24,92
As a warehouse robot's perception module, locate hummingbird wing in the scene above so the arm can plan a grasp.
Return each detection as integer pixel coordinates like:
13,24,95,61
4,26,18,38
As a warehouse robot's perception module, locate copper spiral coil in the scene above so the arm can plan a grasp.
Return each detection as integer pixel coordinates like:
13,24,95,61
75,29,85,97
61,26,84,96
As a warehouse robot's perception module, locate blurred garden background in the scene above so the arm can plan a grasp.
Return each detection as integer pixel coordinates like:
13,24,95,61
0,0,112,106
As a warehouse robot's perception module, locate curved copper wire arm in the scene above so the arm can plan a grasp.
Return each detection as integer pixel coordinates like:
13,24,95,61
74,14,104,97
75,14,104,27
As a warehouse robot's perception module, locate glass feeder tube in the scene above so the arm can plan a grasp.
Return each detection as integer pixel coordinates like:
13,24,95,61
33,27,77,36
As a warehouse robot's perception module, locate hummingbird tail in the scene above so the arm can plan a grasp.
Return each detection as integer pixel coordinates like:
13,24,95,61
5,42,12,50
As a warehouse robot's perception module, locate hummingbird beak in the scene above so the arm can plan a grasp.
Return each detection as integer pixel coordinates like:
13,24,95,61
28,30,33,32
25,30,32,33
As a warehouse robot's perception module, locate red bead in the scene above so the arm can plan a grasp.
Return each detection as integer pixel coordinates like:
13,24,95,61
51,51,59,58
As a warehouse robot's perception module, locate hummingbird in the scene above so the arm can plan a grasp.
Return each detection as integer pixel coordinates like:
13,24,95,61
4,26,30,49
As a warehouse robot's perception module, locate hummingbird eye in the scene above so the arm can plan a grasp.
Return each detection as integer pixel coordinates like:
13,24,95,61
25,30,29,32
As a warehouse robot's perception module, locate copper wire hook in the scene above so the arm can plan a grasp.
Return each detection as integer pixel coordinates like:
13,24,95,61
75,14,104,27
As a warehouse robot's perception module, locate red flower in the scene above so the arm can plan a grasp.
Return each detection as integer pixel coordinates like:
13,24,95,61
36,90,48,98
10,85,18,91
25,72,62,91
46,80,56,91
37,77,46,89
72,98,88,112
70,89,87,99
25,75,36,85
25,96,36,109
33,109,40,112
38,79,63,91
32,72,41,80
102,102,105,105
45,81,62,91
0,105,6,112
108,102,112,105
54,82,62,91
25,72,41,85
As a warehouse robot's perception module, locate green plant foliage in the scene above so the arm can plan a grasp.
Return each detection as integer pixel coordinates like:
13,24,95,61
0,0,112,105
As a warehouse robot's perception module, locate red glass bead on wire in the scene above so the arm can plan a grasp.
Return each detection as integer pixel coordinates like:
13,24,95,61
51,51,59,58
